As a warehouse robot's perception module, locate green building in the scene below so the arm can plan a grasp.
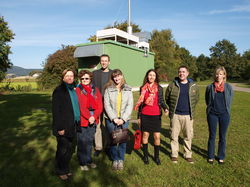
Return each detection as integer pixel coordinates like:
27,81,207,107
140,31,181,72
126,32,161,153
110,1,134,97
74,28,154,87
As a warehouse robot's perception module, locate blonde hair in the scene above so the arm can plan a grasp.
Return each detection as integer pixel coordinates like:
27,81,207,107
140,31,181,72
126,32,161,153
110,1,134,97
214,66,227,82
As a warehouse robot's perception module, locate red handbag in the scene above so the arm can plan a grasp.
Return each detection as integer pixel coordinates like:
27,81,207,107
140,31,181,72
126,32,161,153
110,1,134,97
133,130,142,150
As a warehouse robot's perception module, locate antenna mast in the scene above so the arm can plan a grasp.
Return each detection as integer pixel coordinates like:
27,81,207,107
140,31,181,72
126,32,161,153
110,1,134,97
127,0,132,34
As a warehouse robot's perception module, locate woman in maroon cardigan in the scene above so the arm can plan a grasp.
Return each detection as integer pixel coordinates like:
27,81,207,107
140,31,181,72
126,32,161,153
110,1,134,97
76,70,103,171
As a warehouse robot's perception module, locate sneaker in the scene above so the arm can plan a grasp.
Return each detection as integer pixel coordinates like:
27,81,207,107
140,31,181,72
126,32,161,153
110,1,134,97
218,160,224,165
207,159,214,164
80,165,89,171
117,160,124,170
112,161,118,170
185,157,194,164
87,162,97,169
171,157,178,163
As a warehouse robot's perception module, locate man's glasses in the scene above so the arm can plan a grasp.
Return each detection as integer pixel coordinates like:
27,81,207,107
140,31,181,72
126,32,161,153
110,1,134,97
81,78,90,80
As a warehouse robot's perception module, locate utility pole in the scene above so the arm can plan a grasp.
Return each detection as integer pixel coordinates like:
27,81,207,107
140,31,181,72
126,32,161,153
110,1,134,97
127,0,132,34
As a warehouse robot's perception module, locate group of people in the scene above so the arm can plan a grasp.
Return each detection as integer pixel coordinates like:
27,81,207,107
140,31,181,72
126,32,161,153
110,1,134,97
52,54,233,180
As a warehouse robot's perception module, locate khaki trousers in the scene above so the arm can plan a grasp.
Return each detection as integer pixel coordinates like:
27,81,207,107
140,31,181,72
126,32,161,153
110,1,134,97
170,114,193,158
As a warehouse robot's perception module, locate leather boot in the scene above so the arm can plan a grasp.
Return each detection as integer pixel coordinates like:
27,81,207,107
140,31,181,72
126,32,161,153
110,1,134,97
154,145,161,165
142,144,149,164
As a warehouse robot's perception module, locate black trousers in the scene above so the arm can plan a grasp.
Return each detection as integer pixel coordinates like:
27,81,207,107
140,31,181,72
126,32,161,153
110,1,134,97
55,136,74,175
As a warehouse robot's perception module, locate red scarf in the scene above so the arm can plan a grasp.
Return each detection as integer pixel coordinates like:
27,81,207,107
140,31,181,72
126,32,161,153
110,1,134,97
134,82,158,111
214,81,225,93
81,84,98,110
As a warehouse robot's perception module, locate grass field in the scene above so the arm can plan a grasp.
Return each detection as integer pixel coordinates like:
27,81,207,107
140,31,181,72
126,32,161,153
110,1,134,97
0,87,250,186
0,81,38,90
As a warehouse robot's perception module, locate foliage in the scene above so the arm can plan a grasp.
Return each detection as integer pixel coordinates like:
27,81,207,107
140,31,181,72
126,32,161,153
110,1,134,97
0,87,250,186
38,45,77,90
0,16,15,82
150,29,181,81
176,46,198,79
195,54,211,81
88,20,142,42
240,50,250,80
209,39,241,79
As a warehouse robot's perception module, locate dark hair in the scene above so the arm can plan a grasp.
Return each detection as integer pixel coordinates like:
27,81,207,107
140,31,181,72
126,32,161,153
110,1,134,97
100,54,110,61
105,69,126,88
78,70,93,82
141,69,159,87
61,68,75,81
178,65,189,72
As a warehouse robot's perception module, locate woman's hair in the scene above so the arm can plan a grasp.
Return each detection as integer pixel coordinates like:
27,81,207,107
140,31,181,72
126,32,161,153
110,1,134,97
78,69,93,82
213,66,227,82
61,68,75,81
141,69,159,87
105,69,126,88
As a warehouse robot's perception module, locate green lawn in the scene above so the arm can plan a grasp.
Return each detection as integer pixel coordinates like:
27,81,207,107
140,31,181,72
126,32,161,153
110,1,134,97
0,81,38,90
0,88,249,186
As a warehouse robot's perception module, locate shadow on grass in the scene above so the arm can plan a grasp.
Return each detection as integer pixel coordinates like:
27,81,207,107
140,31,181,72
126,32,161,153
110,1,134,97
0,93,126,186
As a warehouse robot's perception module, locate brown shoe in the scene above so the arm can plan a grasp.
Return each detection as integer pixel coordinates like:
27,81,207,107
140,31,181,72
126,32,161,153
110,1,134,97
171,157,178,163
185,157,194,164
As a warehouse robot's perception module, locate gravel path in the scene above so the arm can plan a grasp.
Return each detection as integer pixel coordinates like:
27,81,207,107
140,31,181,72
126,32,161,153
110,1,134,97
230,83,250,93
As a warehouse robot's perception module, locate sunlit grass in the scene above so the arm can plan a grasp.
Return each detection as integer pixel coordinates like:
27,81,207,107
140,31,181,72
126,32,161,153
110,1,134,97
0,88,249,186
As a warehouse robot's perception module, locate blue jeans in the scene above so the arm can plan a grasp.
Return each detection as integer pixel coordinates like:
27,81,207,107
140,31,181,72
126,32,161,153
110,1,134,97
106,119,129,161
77,125,96,166
207,112,230,160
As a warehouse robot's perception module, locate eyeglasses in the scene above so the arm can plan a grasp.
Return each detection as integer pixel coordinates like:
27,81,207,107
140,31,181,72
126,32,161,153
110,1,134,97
81,78,90,80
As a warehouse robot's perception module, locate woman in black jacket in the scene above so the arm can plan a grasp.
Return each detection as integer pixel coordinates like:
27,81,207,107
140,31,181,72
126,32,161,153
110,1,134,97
52,69,80,180
134,69,168,165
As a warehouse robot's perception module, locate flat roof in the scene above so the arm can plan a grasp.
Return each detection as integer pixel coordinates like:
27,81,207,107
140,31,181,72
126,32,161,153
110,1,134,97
75,40,154,55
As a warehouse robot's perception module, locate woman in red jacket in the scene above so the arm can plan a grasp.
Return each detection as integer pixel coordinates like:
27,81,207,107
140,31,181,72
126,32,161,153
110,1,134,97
76,70,103,171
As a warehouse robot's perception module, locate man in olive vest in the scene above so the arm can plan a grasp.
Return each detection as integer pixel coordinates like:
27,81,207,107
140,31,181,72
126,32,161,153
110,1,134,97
165,66,199,164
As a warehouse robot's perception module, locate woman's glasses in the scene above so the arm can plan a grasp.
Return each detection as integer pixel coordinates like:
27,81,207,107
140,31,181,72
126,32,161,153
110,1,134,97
81,78,90,80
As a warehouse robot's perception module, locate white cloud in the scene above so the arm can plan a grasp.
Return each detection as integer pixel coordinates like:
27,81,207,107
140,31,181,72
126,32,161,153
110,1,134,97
208,4,250,15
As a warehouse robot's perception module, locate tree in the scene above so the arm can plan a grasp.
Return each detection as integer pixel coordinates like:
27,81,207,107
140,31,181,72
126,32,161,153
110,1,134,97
240,50,250,80
209,39,240,79
176,46,198,79
0,16,15,81
88,20,142,42
38,45,77,89
195,54,211,81
150,29,181,81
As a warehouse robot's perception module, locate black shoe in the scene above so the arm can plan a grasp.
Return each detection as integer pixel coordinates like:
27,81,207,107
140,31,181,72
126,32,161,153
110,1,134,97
155,157,161,165
142,156,149,165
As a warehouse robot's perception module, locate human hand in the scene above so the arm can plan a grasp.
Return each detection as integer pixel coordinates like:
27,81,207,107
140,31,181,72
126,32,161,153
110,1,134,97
58,130,65,136
89,116,95,124
117,119,124,126
164,109,169,116
113,118,120,125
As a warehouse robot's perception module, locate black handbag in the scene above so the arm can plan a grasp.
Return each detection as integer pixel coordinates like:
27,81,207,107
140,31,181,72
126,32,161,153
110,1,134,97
111,126,129,144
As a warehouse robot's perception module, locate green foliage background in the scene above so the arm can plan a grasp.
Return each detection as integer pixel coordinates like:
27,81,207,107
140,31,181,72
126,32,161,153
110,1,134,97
0,16,15,82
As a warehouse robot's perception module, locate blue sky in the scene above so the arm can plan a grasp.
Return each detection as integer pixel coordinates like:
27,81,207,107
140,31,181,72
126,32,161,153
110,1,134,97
1,0,250,69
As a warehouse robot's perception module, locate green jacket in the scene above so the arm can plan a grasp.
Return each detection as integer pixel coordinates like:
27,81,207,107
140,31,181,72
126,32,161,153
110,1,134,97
165,78,199,119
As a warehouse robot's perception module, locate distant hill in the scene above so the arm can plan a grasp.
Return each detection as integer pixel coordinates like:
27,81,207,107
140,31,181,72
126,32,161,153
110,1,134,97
7,66,42,76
